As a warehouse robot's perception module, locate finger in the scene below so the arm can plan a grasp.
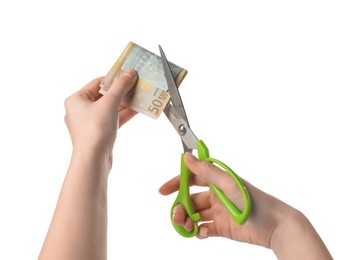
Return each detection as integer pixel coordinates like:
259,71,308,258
190,191,211,211
172,204,186,225
172,205,194,232
184,152,237,192
100,69,137,111
171,192,213,224
197,208,214,222
158,175,181,195
196,225,211,239
158,171,209,195
184,217,194,232
198,223,218,238
118,107,138,127
77,77,105,101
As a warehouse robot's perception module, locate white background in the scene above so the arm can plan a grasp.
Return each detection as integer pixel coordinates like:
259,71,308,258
0,0,338,259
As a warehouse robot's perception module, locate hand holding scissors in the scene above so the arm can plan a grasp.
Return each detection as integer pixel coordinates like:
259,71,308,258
159,46,252,238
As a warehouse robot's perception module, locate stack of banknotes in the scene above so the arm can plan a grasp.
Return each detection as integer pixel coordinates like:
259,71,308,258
99,42,187,119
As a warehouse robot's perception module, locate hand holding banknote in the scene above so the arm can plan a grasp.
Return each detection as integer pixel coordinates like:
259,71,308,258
100,42,187,119
39,69,139,259
64,69,138,160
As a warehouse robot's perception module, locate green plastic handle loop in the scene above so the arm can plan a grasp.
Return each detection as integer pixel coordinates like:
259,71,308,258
170,153,201,237
170,140,252,238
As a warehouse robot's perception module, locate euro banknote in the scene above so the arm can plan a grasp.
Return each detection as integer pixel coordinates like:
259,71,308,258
99,42,187,119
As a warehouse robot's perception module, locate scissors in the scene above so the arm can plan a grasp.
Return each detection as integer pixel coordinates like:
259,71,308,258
159,45,252,238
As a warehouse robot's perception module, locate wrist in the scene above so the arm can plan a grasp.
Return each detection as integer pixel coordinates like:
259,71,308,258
270,207,332,259
70,145,113,177
270,207,304,254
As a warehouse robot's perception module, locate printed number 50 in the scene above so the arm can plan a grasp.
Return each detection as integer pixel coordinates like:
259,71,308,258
148,99,163,114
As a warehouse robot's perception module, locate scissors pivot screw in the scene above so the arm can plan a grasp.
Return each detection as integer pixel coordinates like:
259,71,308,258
178,124,187,136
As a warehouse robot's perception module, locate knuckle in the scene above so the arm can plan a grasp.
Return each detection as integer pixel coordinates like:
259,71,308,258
116,75,134,87
198,160,215,172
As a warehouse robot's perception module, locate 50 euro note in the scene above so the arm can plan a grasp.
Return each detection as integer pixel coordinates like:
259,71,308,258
99,42,187,119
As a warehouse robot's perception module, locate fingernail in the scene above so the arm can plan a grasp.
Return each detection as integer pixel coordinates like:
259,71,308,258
184,222,193,232
171,206,177,222
185,152,198,163
121,69,137,79
199,227,208,238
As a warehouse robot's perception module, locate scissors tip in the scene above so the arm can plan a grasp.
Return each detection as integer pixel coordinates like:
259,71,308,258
159,45,164,55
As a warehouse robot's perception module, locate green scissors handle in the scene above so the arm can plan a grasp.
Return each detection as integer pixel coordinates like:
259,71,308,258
171,140,252,238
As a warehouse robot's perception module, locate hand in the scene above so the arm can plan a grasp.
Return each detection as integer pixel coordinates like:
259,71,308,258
160,152,277,244
64,69,137,162
39,69,138,260
159,153,333,259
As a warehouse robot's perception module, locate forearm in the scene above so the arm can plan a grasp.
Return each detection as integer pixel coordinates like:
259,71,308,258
241,182,332,259
39,149,111,260
271,208,333,260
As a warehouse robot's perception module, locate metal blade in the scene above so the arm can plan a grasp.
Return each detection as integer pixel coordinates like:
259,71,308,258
159,45,190,127
164,104,198,152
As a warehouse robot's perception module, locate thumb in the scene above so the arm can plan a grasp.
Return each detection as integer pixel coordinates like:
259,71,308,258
184,153,235,190
101,69,137,110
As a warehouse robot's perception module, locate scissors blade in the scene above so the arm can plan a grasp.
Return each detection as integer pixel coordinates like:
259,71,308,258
164,104,198,152
159,45,190,127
